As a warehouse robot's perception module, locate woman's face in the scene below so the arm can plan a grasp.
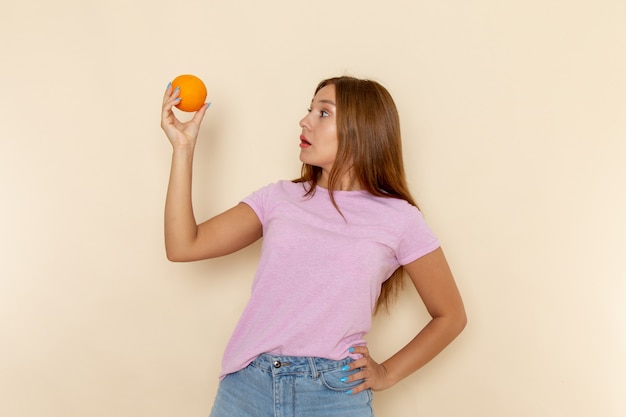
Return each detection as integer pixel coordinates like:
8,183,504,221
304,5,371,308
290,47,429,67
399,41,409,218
298,84,338,174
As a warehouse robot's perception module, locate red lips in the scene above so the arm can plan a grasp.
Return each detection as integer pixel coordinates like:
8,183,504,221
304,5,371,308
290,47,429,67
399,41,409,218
300,135,311,148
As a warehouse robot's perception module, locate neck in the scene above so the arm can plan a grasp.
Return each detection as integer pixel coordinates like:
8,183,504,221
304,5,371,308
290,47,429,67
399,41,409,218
318,171,362,191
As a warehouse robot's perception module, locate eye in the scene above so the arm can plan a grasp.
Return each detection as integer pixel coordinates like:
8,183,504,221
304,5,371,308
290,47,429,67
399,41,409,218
307,107,331,117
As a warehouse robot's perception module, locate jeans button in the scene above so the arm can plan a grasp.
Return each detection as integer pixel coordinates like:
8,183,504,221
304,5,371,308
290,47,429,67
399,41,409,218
273,361,281,369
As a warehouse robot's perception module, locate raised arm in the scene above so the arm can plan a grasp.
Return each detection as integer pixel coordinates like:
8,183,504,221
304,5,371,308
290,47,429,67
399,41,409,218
161,83,262,262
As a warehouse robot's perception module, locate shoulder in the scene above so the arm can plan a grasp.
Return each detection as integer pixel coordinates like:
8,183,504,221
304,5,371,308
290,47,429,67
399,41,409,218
250,180,308,194
241,180,308,213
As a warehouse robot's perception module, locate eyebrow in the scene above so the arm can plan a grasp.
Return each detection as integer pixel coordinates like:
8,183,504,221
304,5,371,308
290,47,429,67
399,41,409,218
312,98,336,106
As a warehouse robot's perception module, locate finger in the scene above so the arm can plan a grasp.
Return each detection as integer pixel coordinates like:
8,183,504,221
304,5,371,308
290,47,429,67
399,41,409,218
346,380,370,396
161,95,183,121
162,84,181,108
349,345,369,357
164,97,181,114
161,100,178,127
347,356,369,370
345,368,368,384
341,366,369,395
162,83,180,110
161,104,185,136
190,102,211,124
162,81,172,101
166,88,182,108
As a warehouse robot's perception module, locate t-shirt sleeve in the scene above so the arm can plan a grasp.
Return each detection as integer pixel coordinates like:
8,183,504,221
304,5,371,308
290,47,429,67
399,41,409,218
240,182,274,224
396,206,441,265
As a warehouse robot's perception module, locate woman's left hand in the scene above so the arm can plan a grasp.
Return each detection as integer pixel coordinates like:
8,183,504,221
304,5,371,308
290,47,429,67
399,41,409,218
343,346,393,394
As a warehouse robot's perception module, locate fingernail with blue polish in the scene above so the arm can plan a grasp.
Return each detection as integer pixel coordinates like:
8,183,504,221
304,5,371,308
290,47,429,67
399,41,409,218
340,377,349,383
349,347,355,353
206,102,212,109
345,390,353,395
166,82,171,90
341,365,350,371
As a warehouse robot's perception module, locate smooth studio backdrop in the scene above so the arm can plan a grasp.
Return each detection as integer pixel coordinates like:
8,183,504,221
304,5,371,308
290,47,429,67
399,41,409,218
1,1,625,416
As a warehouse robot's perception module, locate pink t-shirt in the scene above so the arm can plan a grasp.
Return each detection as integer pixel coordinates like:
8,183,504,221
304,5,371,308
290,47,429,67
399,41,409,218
219,180,440,379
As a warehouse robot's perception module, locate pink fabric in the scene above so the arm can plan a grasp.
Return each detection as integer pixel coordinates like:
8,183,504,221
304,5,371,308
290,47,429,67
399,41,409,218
219,181,440,379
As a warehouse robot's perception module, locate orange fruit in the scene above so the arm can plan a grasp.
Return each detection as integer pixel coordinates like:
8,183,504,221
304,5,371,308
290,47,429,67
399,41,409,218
171,74,207,112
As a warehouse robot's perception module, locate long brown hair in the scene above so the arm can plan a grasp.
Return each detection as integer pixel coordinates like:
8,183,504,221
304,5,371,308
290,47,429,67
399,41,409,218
294,76,419,314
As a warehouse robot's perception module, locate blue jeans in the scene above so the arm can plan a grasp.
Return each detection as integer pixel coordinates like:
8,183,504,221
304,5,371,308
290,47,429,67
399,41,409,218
209,353,374,417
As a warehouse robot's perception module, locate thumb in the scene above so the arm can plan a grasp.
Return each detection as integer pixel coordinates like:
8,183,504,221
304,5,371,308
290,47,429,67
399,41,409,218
191,102,211,124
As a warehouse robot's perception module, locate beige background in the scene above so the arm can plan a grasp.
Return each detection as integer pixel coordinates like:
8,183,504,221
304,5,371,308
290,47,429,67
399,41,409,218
1,0,625,416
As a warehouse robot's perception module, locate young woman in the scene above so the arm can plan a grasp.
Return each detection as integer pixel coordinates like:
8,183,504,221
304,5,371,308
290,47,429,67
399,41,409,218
161,76,466,417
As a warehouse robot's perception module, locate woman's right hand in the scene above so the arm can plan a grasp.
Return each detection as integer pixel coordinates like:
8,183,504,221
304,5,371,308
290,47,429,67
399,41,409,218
160,83,210,149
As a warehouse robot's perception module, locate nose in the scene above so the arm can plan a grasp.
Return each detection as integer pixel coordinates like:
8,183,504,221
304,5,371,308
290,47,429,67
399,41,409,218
299,113,310,130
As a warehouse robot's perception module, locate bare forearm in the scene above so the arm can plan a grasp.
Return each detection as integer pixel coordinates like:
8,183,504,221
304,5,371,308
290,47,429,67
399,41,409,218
381,313,466,386
341,250,466,395
164,148,198,260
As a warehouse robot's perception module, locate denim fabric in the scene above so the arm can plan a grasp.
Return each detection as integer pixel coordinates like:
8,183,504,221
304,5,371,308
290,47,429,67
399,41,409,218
209,354,374,417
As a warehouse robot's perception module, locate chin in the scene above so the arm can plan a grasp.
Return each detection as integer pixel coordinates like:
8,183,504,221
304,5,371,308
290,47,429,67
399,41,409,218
299,153,313,165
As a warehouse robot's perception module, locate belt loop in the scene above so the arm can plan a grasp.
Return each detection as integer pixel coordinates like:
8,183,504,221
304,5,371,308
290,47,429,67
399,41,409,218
308,357,319,379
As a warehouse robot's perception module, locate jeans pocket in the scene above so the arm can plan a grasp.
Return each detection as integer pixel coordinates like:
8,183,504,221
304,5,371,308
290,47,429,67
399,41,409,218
319,365,364,392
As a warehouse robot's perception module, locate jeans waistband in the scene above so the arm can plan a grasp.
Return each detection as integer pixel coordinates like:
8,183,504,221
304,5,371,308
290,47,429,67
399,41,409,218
250,353,352,377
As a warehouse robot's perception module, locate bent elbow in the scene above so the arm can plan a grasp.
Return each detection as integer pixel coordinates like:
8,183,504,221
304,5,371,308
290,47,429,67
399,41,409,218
165,247,190,262
166,253,182,262
439,307,467,338
455,309,468,335
166,252,181,262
